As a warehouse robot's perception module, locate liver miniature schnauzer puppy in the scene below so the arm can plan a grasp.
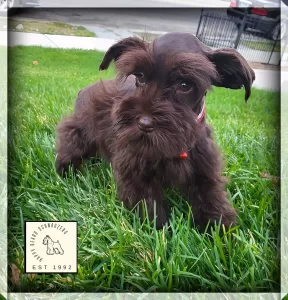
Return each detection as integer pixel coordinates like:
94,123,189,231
56,32,255,231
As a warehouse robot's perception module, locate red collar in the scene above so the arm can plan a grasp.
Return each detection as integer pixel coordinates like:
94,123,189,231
179,101,205,160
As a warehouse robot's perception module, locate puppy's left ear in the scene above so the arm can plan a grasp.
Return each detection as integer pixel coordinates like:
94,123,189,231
206,48,255,101
99,37,147,71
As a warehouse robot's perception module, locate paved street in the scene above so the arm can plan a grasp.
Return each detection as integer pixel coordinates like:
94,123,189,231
36,0,230,7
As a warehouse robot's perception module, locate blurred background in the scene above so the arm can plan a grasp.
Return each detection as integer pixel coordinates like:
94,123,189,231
0,0,231,9
2,0,287,68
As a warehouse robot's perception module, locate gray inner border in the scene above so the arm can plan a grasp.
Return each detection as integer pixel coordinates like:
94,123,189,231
281,2,288,298
0,13,8,300
0,4,286,298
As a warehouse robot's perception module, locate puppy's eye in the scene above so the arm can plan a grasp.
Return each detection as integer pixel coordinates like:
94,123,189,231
179,81,192,93
134,72,146,86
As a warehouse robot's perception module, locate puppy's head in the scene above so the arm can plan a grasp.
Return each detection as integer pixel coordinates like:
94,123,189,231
43,236,49,245
100,33,255,159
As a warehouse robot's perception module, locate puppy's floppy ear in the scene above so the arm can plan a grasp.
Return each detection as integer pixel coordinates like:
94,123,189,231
206,48,255,101
99,37,147,71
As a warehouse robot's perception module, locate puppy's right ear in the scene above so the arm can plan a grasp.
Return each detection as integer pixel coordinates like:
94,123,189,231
99,37,147,71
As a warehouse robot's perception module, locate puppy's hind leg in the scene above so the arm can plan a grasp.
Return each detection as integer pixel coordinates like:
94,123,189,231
55,115,96,176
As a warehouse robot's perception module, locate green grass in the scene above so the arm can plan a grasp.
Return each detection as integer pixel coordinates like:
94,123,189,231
8,46,280,292
8,19,96,37
240,40,280,53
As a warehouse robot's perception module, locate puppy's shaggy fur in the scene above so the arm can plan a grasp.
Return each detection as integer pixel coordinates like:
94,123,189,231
56,32,255,230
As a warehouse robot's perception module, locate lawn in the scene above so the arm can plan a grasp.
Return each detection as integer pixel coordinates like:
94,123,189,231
8,46,280,292
8,19,96,37
240,40,280,53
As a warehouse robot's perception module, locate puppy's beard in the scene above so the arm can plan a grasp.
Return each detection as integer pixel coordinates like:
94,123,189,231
114,126,194,160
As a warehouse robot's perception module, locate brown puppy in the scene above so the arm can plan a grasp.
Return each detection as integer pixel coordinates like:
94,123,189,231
56,32,255,230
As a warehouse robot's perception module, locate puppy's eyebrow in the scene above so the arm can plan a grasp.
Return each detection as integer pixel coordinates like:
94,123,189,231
115,48,155,77
167,53,219,90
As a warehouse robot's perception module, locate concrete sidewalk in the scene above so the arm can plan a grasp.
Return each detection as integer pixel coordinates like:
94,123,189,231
1,30,283,92
6,31,117,52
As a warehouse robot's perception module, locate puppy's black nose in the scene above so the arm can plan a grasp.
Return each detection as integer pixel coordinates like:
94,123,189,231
138,116,154,132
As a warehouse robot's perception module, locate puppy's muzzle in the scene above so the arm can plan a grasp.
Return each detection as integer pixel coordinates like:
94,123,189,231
138,116,154,133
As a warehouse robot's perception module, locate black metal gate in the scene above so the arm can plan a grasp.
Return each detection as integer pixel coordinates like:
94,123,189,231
196,9,280,65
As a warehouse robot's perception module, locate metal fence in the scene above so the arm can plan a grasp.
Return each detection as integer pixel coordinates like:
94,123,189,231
196,9,281,65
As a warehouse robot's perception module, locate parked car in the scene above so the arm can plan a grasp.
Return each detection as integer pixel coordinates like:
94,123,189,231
227,0,286,41
0,0,40,15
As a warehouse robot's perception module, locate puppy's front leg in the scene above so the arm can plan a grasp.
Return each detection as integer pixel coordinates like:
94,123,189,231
185,139,236,232
115,175,169,229
186,175,236,232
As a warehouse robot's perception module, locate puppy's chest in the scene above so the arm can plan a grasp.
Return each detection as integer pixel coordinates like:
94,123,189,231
142,158,192,187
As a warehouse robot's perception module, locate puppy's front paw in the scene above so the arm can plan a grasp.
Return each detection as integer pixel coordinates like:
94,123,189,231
137,200,169,229
193,204,237,234
55,157,71,176
221,207,237,229
55,156,82,176
155,208,169,229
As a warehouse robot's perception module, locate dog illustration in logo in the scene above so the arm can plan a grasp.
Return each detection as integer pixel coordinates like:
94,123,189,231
43,235,64,255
